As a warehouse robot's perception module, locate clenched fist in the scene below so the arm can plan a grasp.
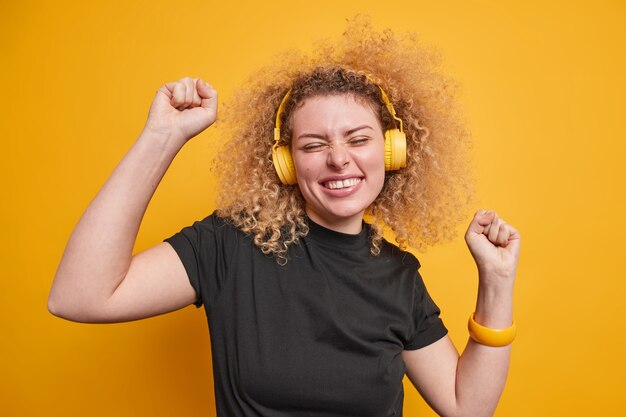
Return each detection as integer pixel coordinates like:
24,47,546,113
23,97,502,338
465,210,521,284
143,77,218,147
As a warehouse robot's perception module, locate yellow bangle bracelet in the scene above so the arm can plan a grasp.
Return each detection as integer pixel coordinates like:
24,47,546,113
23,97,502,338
468,313,516,347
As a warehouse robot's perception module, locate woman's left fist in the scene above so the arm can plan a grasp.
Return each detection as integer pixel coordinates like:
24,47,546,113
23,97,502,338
465,210,521,281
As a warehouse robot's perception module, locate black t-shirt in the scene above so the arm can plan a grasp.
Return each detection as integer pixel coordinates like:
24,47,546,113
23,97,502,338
165,213,447,417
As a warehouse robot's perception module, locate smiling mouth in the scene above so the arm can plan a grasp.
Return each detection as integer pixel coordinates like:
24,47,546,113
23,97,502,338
322,178,362,189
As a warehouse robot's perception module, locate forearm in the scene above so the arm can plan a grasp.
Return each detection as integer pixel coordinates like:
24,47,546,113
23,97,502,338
454,278,514,417
48,130,181,318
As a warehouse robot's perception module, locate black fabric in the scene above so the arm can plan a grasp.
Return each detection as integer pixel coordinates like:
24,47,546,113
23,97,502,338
165,212,447,417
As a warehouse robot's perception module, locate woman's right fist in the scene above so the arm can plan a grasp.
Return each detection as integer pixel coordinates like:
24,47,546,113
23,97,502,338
143,77,218,145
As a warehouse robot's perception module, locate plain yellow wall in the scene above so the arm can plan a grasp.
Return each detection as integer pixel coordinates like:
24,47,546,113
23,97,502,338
2,1,625,416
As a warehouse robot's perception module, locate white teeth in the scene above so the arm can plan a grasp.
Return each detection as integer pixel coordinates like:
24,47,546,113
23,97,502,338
324,178,361,189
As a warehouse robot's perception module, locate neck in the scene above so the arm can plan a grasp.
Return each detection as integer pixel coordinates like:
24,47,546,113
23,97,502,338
305,210,364,235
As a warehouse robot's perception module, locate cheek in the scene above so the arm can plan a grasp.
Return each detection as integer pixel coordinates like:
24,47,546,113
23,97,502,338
373,168,386,193
294,153,324,178
366,144,386,175
370,149,387,192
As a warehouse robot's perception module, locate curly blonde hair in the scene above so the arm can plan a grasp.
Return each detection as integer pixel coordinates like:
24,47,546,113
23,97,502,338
214,16,472,264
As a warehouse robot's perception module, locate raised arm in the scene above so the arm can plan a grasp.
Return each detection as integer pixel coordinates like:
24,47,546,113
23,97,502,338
48,77,217,323
403,210,520,417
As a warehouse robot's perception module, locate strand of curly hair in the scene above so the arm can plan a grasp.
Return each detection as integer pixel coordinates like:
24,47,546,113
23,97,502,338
212,16,472,264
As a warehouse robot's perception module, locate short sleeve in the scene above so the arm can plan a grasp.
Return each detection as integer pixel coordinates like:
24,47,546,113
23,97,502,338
404,271,448,350
163,212,232,310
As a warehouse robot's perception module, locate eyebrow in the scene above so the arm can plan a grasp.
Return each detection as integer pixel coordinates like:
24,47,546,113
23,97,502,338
295,125,375,141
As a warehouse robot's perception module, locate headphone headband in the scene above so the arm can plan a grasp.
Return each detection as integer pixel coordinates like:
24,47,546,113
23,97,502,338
375,84,404,132
273,78,403,144
274,89,292,143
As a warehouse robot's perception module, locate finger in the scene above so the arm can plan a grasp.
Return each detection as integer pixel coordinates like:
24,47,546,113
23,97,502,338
487,214,502,243
508,224,521,242
196,79,218,111
196,78,216,97
496,223,511,247
174,78,192,110
476,209,496,226
466,209,496,237
483,221,491,237
504,224,521,249
159,83,174,99
171,82,187,109
192,95,202,107
191,78,202,107
183,77,195,108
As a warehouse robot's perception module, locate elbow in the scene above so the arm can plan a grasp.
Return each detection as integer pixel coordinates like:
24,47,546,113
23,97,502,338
446,402,498,417
47,292,80,322
47,298,101,323
47,285,65,318
47,295,61,318
47,287,105,323
48,273,77,321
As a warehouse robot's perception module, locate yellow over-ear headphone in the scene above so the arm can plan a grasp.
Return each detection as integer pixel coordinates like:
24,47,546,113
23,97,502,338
272,82,406,185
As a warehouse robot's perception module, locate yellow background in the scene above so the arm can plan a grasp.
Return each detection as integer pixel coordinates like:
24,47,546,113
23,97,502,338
2,1,625,416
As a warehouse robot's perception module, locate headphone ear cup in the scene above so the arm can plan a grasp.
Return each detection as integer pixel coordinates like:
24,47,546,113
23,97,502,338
384,129,407,171
272,145,297,185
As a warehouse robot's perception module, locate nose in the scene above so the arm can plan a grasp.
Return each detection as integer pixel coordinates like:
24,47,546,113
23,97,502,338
327,143,350,169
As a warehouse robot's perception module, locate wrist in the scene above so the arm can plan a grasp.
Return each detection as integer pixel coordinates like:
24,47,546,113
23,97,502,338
138,127,186,155
477,272,516,294
475,283,514,329
477,264,517,282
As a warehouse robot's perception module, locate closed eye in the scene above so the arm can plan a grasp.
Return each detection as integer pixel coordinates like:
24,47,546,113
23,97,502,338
349,136,372,145
301,142,327,152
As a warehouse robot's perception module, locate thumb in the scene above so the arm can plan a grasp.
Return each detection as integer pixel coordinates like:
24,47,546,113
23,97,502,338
188,78,218,127
196,78,217,109
467,210,496,236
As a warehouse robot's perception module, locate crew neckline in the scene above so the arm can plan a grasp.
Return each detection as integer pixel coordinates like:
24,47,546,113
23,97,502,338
305,216,370,250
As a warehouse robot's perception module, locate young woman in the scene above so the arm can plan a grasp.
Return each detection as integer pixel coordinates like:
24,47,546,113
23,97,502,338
49,22,520,417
